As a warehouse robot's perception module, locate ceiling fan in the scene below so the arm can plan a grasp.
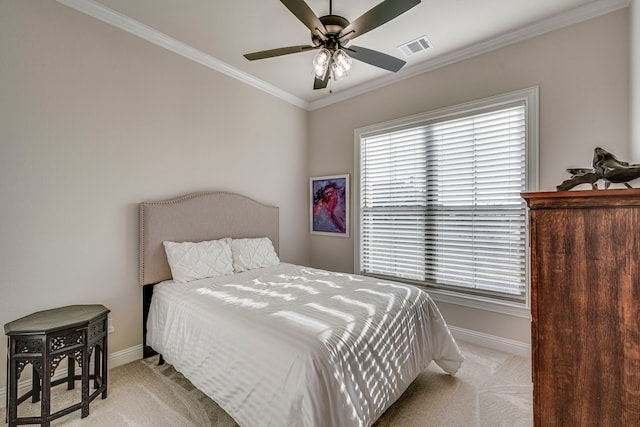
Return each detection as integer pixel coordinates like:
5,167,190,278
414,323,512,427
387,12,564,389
243,0,421,90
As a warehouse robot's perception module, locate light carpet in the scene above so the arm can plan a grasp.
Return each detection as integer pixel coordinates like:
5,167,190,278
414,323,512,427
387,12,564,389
1,342,532,426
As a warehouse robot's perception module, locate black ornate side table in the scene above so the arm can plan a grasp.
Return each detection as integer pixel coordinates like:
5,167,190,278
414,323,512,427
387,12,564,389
4,304,109,427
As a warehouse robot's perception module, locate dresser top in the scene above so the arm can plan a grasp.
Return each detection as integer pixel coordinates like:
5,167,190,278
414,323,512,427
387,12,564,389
522,188,640,209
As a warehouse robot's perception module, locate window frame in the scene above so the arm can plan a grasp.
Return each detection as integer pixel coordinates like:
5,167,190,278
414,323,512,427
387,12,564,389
353,87,539,315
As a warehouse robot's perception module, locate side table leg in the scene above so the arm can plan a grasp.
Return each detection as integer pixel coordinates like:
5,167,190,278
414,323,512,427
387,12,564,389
8,341,18,427
102,333,108,399
81,328,89,418
68,357,75,390
32,366,40,403
93,345,101,390
42,338,51,427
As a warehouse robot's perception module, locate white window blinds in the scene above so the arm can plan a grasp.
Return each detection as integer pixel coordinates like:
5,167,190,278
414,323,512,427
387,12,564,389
359,103,527,300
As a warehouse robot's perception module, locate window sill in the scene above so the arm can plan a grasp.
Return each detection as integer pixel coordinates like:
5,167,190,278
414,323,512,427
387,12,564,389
424,287,531,319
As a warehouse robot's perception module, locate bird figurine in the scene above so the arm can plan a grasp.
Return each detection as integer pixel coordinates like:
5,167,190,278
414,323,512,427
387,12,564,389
556,147,640,191
592,147,640,188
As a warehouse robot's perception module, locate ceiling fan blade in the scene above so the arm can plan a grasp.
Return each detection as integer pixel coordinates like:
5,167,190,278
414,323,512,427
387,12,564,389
280,0,326,34
244,45,317,61
348,45,406,72
340,0,421,42
313,73,330,90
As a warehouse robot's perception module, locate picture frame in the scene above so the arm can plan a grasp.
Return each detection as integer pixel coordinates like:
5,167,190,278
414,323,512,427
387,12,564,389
310,174,349,237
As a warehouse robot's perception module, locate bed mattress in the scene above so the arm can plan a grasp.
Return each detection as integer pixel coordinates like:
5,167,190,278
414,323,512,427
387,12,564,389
146,263,463,427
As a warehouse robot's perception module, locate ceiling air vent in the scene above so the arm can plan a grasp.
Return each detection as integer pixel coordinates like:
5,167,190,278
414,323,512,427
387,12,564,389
398,36,432,57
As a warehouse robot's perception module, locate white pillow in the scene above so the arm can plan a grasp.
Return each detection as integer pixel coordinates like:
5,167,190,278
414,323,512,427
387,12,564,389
163,238,233,283
230,237,280,272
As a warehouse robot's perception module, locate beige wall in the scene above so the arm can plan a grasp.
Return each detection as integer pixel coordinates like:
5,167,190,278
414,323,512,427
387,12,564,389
0,1,309,388
308,9,630,343
632,0,640,160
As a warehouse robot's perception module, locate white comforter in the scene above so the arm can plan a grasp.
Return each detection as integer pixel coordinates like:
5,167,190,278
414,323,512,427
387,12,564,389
147,263,463,427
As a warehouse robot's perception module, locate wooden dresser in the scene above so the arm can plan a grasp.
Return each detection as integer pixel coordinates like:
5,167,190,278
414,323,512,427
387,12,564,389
523,189,640,426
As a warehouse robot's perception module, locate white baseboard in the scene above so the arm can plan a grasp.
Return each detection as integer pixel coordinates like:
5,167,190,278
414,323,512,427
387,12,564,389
0,344,143,409
108,344,144,369
449,325,531,358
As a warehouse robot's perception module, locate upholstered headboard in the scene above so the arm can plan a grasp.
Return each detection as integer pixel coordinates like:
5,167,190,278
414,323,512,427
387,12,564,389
139,191,279,286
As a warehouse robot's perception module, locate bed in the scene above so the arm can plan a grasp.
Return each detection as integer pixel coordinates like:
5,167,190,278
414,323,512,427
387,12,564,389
139,191,464,427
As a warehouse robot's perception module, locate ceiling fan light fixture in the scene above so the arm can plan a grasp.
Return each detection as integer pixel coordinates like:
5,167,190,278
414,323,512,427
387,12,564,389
331,49,352,81
244,0,422,90
313,48,331,78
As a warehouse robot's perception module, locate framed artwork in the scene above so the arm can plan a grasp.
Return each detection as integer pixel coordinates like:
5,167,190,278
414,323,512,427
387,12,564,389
310,174,349,237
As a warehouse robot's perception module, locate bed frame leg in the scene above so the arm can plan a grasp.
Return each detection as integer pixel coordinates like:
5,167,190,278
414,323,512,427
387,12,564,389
158,355,165,366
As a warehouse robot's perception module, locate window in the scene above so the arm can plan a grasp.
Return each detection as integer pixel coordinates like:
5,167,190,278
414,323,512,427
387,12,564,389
355,87,538,305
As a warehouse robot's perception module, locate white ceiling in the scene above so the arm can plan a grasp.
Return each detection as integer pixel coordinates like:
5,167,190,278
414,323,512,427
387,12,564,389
58,0,628,110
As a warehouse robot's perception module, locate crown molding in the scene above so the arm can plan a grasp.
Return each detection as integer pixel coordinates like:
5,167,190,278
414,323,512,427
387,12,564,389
56,0,310,110
57,0,629,112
